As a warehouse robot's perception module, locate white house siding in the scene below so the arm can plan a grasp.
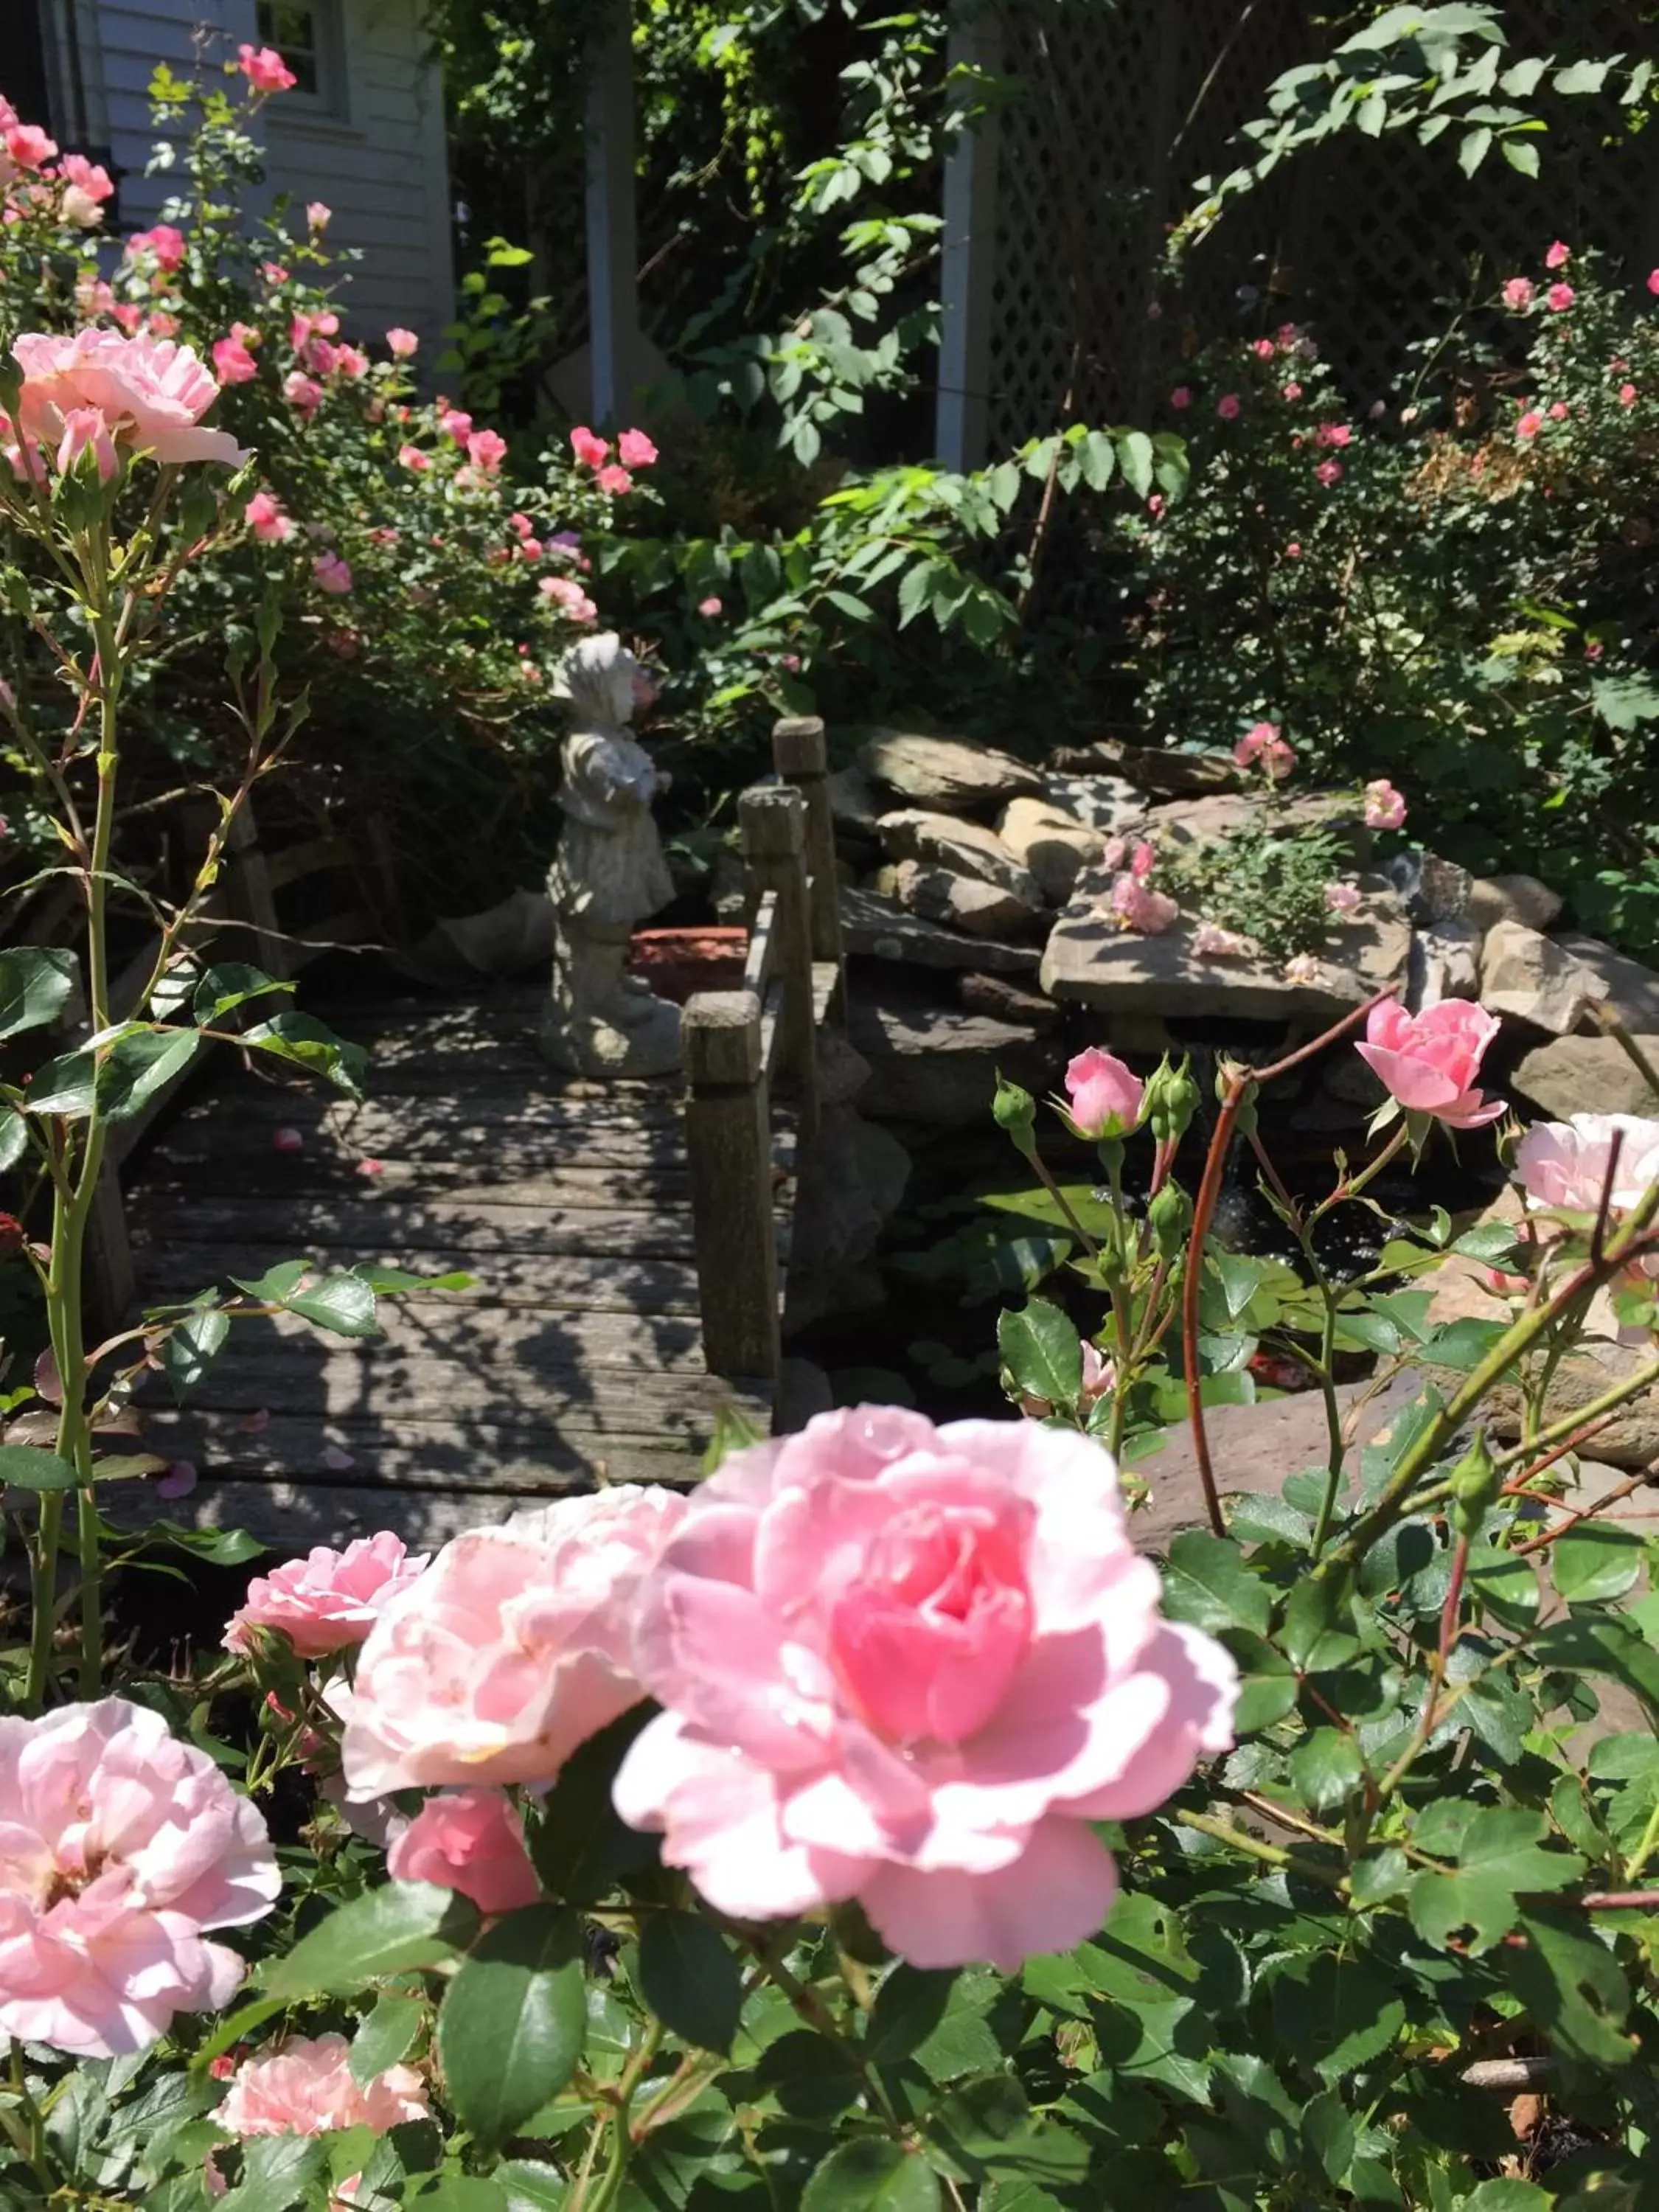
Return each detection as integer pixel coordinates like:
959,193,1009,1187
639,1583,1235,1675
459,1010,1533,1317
88,0,453,350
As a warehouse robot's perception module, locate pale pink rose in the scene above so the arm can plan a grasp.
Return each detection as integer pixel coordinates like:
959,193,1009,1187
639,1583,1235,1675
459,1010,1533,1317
1514,1113,1659,1216
1502,276,1534,310
340,1488,689,1798
1548,401,1568,420
1363,776,1407,830
1546,283,1575,312
1192,920,1251,958
1324,880,1362,914
1102,835,1127,871
217,2033,428,2138
125,224,186,271
438,407,473,444
386,327,419,358
386,1788,541,1914
1064,1046,1144,1139
1079,1342,1115,1407
260,260,289,285
1516,409,1543,440
1110,874,1180,933
237,44,297,94
12,329,248,467
1284,953,1321,986
698,595,723,616
313,552,352,595
74,274,116,319
1281,380,1302,401
306,201,331,231
1620,383,1638,407
212,333,258,385
146,312,180,341
55,407,119,481
1169,386,1192,410
0,1698,279,2056
613,1409,1238,1970
1545,240,1571,271
1217,393,1241,420
1315,459,1343,486
245,490,292,542
618,427,658,467
397,443,430,472
571,424,610,467
540,574,597,623
282,369,323,417
1129,839,1156,880
1354,998,1504,1127
467,428,507,473
223,1532,426,1659
596,463,633,495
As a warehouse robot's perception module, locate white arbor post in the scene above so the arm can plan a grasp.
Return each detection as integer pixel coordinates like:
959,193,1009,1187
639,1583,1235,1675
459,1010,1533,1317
935,7,1004,471
585,0,641,426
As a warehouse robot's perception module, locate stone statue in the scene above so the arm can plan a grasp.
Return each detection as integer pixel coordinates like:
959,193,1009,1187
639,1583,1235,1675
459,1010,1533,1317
539,631,682,1077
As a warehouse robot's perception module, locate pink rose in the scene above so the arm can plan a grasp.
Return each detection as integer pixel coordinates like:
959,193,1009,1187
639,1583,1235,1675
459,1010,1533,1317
1516,409,1543,440
1315,459,1343,486
306,201,331,231
237,44,297,94
312,552,352,595
333,344,368,380
597,463,633,495
1129,838,1156,880
12,330,248,468
571,424,611,467
1548,401,1568,420
1193,920,1251,958
340,1489,688,1798
386,1788,541,1915
397,443,430,472
1648,271,1659,297
698,594,723,616
1545,240,1570,271
540,574,598,623
1281,381,1302,401
1314,422,1352,448
125,224,186,271
1217,392,1241,420
53,407,119,481
1514,1112,1659,1215
1324,880,1362,914
245,490,292,542
223,1532,425,1659
618,427,658,467
1363,776,1407,830
1354,999,1504,1128
1065,1046,1143,1138
0,1698,279,2056
1234,720,1293,778
212,334,258,385
467,428,507,473
1110,874,1180,933
282,369,323,417
60,151,113,205
217,2032,428,2138
613,1409,1238,1969
1620,383,1638,406
1546,283,1575,313
1284,952,1321,987
1251,337,1275,360
1502,276,1534,310
386,327,419,358
438,407,473,444
1169,386,1192,410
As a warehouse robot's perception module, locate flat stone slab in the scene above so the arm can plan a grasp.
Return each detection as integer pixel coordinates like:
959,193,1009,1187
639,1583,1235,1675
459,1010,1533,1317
860,729,1043,812
1143,789,1369,855
1048,739,1237,794
1554,932,1659,1032
1040,874,1411,1023
846,983,1062,1127
1512,1033,1659,1119
876,808,1040,901
841,886,1039,973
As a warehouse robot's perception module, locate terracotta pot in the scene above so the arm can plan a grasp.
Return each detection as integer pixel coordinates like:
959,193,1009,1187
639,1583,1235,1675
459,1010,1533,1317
627,925,748,1005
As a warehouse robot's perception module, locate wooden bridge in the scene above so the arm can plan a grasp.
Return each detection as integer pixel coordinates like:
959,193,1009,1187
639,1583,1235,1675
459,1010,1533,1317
111,719,844,1548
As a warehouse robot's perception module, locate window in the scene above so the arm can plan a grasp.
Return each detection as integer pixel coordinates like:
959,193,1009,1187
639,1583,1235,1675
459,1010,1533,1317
256,0,347,117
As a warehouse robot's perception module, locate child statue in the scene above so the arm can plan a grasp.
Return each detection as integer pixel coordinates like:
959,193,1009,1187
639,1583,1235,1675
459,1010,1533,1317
539,631,682,1077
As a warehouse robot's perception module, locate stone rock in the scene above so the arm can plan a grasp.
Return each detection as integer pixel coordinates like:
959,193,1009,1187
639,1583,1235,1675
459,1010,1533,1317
883,858,1045,941
1480,919,1607,1036
956,971,1059,1031
1037,773,1144,833
1512,1034,1659,1119
875,809,1041,902
840,886,1038,974
786,1106,912,1332
860,728,1043,813
709,847,748,922
1144,788,1370,855
827,762,884,840
1048,737,1236,795
846,981,1063,1127
1412,852,1475,925
1469,872,1563,934
1041,874,1411,1024
1554,933,1659,1032
1407,918,1481,1010
1447,1336,1659,1472
998,796,1106,903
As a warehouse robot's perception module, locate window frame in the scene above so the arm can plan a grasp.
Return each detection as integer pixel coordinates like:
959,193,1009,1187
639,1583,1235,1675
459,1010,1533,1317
255,0,349,124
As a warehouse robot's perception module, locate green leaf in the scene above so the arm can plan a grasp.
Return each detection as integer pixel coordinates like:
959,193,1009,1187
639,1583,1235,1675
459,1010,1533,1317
193,964,293,1023
1502,1907,1635,2069
0,1444,79,1490
260,1882,478,1999
1408,1809,1584,1954
496,2162,571,2212
215,2134,329,2211
1531,1615,1659,1719
161,1307,230,1395
350,1989,425,2085
242,1012,367,1098
802,2140,941,2212
1289,1728,1365,1816
923,2075,1091,2186
1269,1952,1406,2086
864,1966,1001,2081
1552,1524,1644,1606
1116,430,1154,500
636,1909,744,2054
529,1708,659,1905
1500,139,1540,178
1463,2187,1551,2212
1457,125,1492,173
438,1905,587,2149
0,945,77,1040
1279,1578,1362,1672
98,1028,201,1121
996,1301,1082,1412
27,1046,97,1116
1162,1531,1271,1635
1420,1317,1509,1373
285,1271,379,1338
1553,58,1611,94
0,1105,28,1172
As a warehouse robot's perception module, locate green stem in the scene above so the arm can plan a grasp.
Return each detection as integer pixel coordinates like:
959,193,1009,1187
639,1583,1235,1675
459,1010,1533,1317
1307,1281,1344,1559
1624,1797,1659,1885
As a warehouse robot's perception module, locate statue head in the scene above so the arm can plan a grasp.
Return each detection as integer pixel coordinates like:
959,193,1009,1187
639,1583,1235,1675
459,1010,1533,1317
559,630,641,728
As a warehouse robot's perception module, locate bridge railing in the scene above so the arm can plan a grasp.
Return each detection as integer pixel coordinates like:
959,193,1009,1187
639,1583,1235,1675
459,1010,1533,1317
682,717,843,1386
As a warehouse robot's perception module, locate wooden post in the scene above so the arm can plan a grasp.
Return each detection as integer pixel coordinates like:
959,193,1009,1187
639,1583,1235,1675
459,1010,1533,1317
739,785,818,1139
771,715,842,973
936,7,1004,470
683,990,780,1382
223,795,288,981
585,0,641,424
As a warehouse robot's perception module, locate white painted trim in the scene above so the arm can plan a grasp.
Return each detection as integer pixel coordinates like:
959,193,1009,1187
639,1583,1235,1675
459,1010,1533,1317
585,0,639,425
936,7,1003,471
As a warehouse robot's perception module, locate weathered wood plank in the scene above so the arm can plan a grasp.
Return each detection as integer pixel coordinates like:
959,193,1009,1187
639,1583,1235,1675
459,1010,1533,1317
128,1195,709,1259
104,1478,695,1552
137,1158,698,1210
133,1245,706,1315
